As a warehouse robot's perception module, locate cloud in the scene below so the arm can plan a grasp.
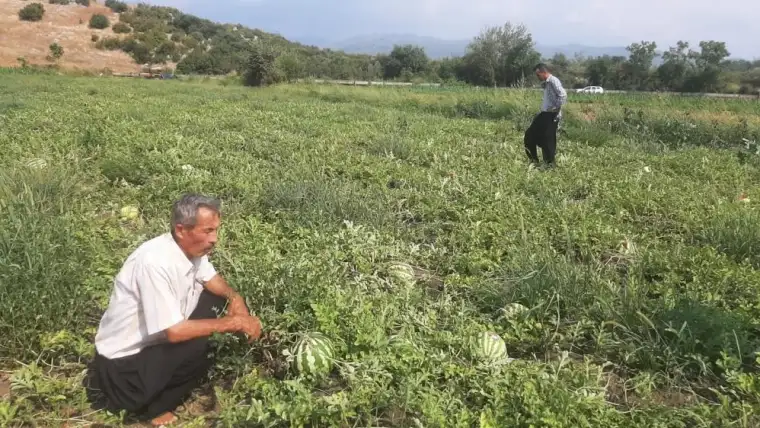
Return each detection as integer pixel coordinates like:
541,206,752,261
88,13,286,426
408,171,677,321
137,0,759,58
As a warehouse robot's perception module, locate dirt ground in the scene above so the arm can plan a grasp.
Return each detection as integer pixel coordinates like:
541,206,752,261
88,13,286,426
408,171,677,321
0,372,10,399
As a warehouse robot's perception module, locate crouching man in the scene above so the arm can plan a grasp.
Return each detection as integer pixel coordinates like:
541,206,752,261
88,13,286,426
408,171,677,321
88,193,261,426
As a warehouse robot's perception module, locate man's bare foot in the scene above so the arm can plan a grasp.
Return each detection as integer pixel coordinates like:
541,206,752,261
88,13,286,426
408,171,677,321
150,411,177,426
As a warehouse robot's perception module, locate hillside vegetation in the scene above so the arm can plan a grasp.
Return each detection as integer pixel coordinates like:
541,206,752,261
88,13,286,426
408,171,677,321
4,0,759,93
1,70,760,426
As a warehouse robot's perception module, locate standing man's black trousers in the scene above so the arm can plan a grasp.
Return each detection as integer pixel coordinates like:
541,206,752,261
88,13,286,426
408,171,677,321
85,291,225,421
524,111,560,165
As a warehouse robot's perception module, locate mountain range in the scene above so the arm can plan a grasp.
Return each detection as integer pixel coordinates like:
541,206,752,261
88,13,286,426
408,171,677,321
295,34,634,61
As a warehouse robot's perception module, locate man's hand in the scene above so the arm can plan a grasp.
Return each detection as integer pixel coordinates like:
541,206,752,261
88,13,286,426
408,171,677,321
204,275,250,316
228,314,262,343
227,293,250,317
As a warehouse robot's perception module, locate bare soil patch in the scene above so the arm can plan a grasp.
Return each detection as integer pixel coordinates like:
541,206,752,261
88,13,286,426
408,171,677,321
0,372,10,399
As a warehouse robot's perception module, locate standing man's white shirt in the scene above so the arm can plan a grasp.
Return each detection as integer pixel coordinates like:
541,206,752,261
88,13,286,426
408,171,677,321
540,74,568,119
95,233,218,359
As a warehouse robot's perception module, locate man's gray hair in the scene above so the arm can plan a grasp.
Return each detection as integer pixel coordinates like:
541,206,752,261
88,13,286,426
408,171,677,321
171,193,221,229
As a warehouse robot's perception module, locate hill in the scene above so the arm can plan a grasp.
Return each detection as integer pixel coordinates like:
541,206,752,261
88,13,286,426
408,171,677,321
0,1,752,94
0,0,137,72
0,0,374,75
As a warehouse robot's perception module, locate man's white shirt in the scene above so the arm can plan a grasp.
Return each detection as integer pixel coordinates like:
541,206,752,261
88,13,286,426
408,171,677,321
541,74,568,119
95,233,218,359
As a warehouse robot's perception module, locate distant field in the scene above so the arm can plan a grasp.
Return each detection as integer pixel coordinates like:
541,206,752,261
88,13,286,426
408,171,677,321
2,70,760,426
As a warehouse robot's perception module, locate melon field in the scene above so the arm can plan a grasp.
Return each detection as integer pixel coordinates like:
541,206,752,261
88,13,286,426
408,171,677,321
3,69,760,427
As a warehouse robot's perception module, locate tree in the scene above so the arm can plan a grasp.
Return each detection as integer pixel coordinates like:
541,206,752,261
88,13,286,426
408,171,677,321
176,50,215,74
121,39,153,64
243,44,279,87
657,41,693,91
19,3,45,22
458,22,540,87
684,40,731,92
549,53,570,77
435,57,462,82
584,55,626,88
694,40,730,68
153,41,179,64
364,59,382,81
384,44,429,79
276,51,303,82
624,41,658,90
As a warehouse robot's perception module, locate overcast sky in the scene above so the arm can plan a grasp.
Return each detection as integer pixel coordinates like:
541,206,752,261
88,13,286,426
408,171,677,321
140,0,757,59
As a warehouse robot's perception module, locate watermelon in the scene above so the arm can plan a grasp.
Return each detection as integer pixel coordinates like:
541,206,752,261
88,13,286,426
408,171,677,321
292,332,335,375
26,158,47,169
387,262,416,287
476,331,508,363
501,302,528,318
120,205,139,221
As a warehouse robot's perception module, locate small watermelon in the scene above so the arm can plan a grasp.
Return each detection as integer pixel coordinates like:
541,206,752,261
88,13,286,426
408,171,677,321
120,205,139,221
292,332,335,375
501,302,528,318
476,331,508,363
387,262,416,287
26,158,47,169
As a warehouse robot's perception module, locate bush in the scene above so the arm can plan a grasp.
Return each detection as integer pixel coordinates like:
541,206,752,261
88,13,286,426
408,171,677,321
104,0,128,13
75,0,90,5
48,43,64,61
89,13,110,29
49,0,70,5
170,31,184,42
45,43,63,62
18,3,45,21
112,22,131,33
95,36,122,50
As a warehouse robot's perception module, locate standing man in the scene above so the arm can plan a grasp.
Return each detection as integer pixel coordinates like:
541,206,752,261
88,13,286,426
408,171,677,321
88,193,262,426
524,63,567,168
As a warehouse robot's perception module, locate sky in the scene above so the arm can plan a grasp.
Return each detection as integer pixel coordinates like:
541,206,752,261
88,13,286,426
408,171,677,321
139,0,758,59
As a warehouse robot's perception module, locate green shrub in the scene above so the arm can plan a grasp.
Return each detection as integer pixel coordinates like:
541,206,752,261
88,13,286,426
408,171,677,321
89,13,110,29
94,36,122,50
75,0,90,5
18,3,45,21
170,31,184,42
112,22,131,33
104,0,128,13
48,43,64,61
48,0,70,5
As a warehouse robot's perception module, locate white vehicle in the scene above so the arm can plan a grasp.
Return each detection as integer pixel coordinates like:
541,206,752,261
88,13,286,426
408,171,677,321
576,86,604,94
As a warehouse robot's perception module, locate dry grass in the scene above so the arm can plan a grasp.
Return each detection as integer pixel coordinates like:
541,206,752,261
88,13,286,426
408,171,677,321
0,0,138,73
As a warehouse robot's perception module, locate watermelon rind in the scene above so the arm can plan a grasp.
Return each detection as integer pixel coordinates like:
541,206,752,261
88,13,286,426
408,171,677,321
386,262,416,287
292,332,335,375
475,331,508,363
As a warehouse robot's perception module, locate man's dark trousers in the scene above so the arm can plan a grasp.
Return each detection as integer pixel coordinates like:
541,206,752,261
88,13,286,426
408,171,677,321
524,111,560,165
86,291,225,421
